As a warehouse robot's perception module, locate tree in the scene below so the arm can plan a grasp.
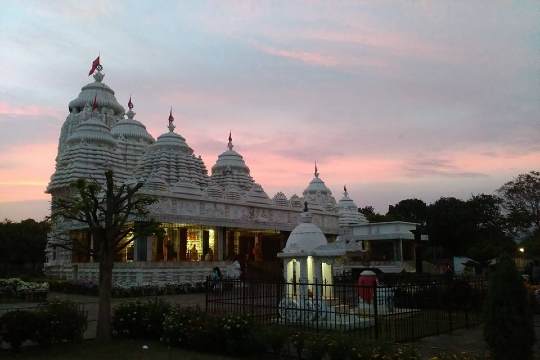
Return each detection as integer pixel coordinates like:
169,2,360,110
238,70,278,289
484,255,535,359
386,198,427,224
358,206,387,222
498,170,540,233
465,194,515,262
51,170,158,341
426,197,472,257
0,219,49,276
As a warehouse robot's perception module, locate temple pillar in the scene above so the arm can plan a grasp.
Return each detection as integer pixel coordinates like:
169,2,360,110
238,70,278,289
217,227,224,261
298,257,308,298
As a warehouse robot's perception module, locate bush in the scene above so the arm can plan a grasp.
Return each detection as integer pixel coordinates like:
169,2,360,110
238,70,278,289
484,255,535,360
45,300,87,343
259,325,289,357
112,299,170,339
161,307,261,357
0,301,87,351
217,314,260,356
0,310,47,350
162,307,212,351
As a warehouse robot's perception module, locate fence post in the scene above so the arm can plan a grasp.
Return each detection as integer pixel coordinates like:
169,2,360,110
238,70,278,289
205,276,208,313
373,283,379,340
315,278,320,333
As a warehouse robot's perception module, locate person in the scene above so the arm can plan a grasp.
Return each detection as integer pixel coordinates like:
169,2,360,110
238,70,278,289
357,270,378,304
210,266,222,292
189,244,198,261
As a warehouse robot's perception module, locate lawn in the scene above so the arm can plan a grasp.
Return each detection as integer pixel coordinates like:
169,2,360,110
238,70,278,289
1,339,263,360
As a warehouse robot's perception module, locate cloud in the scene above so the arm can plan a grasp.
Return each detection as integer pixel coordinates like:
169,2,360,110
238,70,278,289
403,158,488,178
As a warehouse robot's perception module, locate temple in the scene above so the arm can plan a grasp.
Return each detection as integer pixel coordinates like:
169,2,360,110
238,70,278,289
44,63,425,285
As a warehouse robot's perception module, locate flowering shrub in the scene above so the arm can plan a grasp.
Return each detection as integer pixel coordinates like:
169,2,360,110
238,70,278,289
162,306,213,351
0,278,49,302
0,301,86,351
217,314,259,355
259,325,290,356
161,307,260,356
45,300,87,343
48,279,206,297
112,299,171,339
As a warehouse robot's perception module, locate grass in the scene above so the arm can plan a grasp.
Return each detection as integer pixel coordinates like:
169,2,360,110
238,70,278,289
1,339,263,360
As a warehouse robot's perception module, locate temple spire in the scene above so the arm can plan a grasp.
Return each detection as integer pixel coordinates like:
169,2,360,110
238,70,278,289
126,96,135,119
227,131,233,150
168,107,175,132
314,161,319,178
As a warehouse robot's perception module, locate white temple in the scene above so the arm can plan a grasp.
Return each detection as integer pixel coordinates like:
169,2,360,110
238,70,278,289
44,63,425,285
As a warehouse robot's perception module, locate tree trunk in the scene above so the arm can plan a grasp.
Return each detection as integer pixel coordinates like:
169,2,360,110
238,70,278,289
96,251,114,341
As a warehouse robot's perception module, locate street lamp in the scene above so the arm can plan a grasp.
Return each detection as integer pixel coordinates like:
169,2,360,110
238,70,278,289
519,247,525,254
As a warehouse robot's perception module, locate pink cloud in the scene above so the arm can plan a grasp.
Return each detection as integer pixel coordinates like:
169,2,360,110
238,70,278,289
255,45,340,67
0,143,56,202
0,101,60,117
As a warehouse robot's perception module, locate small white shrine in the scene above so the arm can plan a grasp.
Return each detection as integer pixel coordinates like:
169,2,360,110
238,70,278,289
278,202,345,298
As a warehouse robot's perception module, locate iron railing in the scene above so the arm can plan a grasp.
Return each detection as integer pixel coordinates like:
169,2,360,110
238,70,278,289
205,277,486,342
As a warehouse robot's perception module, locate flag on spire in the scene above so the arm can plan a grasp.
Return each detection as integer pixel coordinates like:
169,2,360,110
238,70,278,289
314,161,319,177
228,131,232,143
344,185,347,193
88,56,101,76
91,94,98,112
128,96,134,109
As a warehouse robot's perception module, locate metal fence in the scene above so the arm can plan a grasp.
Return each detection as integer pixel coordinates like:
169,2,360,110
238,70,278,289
205,277,486,342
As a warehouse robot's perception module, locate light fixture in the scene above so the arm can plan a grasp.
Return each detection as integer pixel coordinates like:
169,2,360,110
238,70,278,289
519,247,525,253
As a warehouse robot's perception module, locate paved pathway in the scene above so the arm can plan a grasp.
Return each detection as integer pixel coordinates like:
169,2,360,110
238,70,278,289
415,315,540,359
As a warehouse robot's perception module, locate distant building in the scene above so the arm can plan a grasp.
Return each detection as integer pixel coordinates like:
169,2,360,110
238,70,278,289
44,64,426,285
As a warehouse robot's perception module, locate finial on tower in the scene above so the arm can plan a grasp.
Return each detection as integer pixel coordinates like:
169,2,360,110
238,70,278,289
343,185,348,197
314,161,319,178
126,96,135,119
168,107,175,132
227,131,233,150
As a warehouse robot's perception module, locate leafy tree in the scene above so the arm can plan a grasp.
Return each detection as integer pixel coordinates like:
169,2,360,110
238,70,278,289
386,198,427,224
484,255,535,359
498,170,540,233
51,170,158,341
358,206,387,222
465,194,515,262
426,197,472,257
0,219,49,276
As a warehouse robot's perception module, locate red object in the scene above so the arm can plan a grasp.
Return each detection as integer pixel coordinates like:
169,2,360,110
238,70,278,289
357,274,377,303
92,95,98,111
128,96,133,109
88,56,100,76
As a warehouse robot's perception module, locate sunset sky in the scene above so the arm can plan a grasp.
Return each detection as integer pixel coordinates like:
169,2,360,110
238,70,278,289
0,1,539,221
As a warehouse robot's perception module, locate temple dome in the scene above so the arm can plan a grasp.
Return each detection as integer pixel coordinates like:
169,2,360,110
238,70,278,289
210,133,255,192
68,70,125,116
135,111,209,189
47,112,127,192
283,205,327,254
302,164,337,212
246,183,271,205
273,192,289,207
111,107,154,144
338,186,368,226
65,116,116,146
